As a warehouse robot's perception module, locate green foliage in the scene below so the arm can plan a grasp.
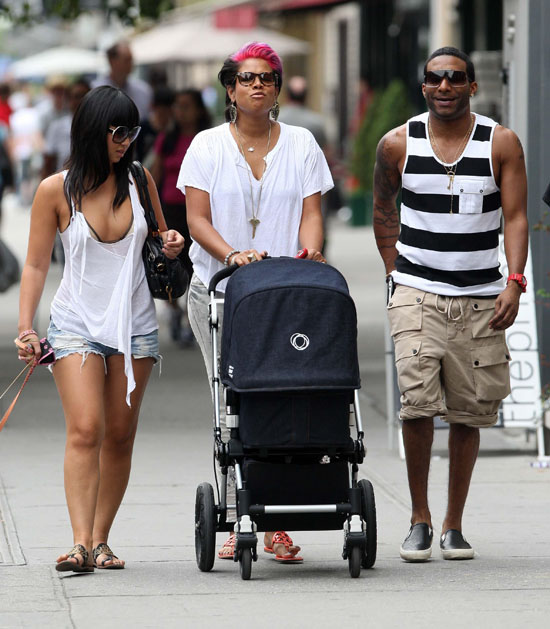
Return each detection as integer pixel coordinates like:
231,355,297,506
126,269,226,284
0,0,175,25
350,79,412,192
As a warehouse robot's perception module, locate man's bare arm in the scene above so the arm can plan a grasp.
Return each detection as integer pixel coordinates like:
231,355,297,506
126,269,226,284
490,126,529,330
373,126,405,274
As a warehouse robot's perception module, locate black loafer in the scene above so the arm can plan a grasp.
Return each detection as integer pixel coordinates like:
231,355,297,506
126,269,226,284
440,529,474,560
400,523,433,562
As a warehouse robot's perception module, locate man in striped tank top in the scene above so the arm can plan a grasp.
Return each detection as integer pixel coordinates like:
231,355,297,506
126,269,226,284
373,47,528,562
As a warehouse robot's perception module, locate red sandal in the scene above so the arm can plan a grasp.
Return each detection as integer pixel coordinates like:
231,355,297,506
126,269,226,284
264,531,303,563
218,533,236,560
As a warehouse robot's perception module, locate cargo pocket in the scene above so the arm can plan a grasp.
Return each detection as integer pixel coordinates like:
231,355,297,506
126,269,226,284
471,344,511,401
394,338,423,393
387,286,424,336
458,179,484,214
470,299,503,338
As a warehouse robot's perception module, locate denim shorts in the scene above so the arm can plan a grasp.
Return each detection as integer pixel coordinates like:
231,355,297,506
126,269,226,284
47,320,160,366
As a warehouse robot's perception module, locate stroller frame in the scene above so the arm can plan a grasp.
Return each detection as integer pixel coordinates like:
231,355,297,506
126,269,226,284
194,263,377,580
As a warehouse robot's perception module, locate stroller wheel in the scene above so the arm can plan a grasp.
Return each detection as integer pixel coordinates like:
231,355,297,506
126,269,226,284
195,482,216,572
359,479,377,569
348,545,362,578
239,548,252,580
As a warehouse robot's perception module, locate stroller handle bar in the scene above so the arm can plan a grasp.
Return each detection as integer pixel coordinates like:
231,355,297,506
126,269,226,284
208,264,239,294
209,254,308,293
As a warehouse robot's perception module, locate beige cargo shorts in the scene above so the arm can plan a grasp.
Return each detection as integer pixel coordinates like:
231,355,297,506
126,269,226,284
387,285,511,428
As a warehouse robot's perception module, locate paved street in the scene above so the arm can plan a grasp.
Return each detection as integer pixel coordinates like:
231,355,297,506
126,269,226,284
0,193,549,628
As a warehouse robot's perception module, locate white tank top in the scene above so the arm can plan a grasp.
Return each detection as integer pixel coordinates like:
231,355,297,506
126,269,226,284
395,111,504,296
51,172,157,405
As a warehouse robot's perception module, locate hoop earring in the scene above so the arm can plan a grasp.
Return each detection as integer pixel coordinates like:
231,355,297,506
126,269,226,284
229,101,237,123
270,101,280,121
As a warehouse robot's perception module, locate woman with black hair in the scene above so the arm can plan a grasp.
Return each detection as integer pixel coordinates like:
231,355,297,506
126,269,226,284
15,86,184,572
151,89,212,345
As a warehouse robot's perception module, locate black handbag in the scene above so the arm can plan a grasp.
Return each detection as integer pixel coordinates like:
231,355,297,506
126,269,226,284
130,161,188,302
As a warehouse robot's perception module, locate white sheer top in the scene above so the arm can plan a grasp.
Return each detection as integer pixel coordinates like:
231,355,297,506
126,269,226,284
51,172,157,405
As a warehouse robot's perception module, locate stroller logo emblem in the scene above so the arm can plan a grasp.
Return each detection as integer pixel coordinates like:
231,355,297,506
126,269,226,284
290,333,310,351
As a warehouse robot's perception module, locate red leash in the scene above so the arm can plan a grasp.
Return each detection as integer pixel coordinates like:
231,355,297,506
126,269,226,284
0,361,37,433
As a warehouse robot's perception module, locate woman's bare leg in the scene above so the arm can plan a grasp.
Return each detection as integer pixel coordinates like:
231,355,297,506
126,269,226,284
92,356,154,567
52,353,107,567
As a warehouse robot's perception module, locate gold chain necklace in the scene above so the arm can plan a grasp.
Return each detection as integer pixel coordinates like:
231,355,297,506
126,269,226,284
428,114,475,214
234,121,272,238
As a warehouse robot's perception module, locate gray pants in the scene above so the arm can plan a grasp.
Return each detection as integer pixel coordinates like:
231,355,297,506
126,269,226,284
187,273,225,392
187,273,235,515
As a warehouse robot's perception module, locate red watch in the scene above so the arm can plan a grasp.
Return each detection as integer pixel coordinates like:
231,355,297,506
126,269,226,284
507,273,527,293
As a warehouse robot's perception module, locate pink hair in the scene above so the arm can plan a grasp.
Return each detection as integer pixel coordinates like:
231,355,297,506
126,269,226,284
230,42,283,78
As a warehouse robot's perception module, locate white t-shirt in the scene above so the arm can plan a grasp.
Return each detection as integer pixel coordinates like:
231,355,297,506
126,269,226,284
177,121,333,290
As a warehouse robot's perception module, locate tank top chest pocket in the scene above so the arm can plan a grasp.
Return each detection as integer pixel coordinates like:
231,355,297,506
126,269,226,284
457,179,484,214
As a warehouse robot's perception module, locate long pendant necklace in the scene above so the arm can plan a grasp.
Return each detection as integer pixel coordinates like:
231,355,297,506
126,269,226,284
428,113,475,213
234,120,272,238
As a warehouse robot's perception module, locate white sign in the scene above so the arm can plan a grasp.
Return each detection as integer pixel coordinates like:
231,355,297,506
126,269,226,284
499,237,542,426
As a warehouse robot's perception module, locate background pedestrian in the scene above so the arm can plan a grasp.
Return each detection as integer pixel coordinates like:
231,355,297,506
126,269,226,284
151,88,212,347
93,41,152,122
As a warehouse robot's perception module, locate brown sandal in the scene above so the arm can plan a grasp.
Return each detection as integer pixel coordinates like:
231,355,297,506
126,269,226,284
56,544,94,573
93,543,125,569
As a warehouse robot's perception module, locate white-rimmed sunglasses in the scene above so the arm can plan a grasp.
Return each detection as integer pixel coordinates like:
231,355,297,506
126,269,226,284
108,125,141,144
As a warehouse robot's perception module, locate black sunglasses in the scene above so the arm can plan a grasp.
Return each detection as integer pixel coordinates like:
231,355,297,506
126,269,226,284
108,125,141,144
235,71,277,87
424,70,469,87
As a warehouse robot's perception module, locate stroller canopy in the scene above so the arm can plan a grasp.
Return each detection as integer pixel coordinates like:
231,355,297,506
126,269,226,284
221,257,360,392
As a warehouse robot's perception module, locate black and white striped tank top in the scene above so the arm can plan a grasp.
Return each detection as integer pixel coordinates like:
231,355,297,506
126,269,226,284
393,111,505,296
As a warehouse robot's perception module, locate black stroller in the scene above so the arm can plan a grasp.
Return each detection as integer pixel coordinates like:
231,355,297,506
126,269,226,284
194,257,377,579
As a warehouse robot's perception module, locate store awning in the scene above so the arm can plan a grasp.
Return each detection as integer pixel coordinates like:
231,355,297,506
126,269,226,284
131,16,309,65
9,46,108,80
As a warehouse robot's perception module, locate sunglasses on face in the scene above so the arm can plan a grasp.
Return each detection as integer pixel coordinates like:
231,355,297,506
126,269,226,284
424,70,469,87
108,125,141,144
235,71,277,87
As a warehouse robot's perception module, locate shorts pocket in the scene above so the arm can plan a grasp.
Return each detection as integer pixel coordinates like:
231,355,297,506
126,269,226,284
395,338,423,393
458,179,484,214
470,299,502,338
387,286,424,335
471,343,511,401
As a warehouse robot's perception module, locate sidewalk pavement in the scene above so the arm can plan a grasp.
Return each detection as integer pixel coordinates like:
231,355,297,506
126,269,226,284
0,193,549,628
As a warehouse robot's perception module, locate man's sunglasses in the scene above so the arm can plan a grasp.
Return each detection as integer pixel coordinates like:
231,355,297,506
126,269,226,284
235,71,278,87
108,125,141,144
424,70,469,87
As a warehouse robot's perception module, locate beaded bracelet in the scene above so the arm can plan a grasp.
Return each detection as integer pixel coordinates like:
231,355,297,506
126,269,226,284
224,249,240,266
18,329,38,341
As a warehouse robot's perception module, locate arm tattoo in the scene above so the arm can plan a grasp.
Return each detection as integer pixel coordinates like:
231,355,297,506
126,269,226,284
373,136,400,230
374,202,399,230
373,136,401,259
374,137,401,201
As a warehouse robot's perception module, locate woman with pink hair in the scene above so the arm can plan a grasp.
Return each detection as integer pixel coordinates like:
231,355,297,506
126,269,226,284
177,42,333,563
